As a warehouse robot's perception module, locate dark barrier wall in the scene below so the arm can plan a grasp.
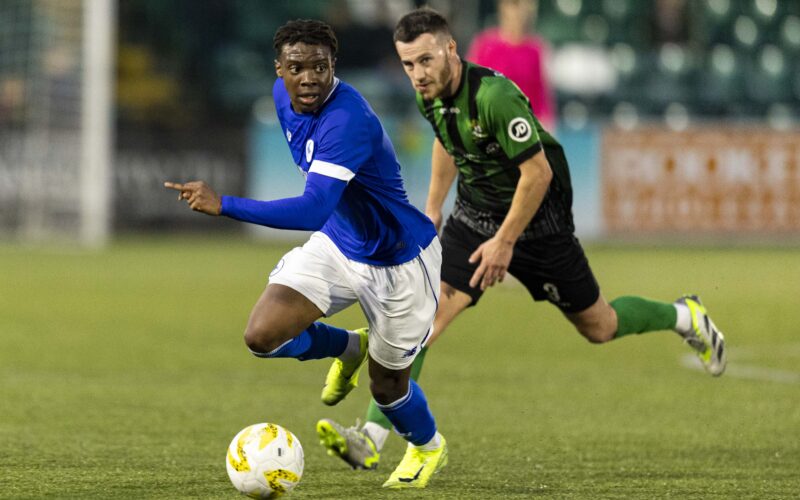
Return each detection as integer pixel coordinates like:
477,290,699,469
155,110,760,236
114,129,247,231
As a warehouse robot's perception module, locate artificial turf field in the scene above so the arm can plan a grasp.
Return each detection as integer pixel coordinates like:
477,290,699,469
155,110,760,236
1,237,798,499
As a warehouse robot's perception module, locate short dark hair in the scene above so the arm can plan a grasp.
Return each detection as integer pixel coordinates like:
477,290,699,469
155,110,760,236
273,19,338,58
393,8,451,43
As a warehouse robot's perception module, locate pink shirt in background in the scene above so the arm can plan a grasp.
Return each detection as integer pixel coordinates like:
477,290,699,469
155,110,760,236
466,28,557,131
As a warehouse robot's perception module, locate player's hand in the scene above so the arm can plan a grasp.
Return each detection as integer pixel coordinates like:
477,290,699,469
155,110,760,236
164,180,222,216
425,209,443,233
468,236,514,290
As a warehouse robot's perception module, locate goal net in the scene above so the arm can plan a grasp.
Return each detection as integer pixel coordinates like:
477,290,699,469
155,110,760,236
0,0,113,246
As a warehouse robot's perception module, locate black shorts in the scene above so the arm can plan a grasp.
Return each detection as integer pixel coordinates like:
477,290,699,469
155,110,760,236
439,217,600,313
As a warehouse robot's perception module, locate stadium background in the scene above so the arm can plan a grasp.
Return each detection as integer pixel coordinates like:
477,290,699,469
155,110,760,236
2,0,799,242
2,1,799,499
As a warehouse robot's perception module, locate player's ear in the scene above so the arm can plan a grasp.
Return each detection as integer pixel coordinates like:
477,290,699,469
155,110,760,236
447,37,457,57
274,59,282,77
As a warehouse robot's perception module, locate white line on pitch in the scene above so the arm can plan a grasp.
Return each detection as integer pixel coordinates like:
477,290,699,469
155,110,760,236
680,354,800,384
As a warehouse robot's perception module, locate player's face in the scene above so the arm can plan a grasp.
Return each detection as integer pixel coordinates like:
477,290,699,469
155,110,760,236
396,33,457,100
275,42,335,114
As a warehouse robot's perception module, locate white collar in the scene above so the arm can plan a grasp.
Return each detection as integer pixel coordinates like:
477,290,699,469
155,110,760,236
320,77,340,107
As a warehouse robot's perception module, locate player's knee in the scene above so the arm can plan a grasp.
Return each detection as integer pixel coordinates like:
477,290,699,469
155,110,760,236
577,323,615,344
243,324,284,354
569,303,617,344
369,377,406,406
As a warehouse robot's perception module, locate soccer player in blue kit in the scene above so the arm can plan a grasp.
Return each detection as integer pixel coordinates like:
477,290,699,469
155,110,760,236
165,19,447,489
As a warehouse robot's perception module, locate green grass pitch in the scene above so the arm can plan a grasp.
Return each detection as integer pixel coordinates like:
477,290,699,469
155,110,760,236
1,237,799,499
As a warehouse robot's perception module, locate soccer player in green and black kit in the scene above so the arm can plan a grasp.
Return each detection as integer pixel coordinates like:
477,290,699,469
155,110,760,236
315,8,728,470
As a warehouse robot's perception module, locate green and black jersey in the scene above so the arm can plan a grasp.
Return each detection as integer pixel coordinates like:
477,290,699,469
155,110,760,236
416,60,574,239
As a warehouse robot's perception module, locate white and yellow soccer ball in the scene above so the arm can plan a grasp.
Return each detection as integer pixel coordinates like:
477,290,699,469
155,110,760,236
226,423,304,499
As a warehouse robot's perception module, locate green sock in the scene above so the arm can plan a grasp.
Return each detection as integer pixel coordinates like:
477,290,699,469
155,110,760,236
365,346,428,429
610,296,677,338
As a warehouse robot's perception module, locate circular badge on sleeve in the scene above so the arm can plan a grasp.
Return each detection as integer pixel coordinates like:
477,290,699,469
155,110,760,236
508,117,532,142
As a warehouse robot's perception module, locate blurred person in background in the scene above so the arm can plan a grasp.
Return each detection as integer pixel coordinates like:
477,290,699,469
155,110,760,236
316,7,728,471
0,76,25,128
467,0,556,130
165,19,447,489
648,0,690,46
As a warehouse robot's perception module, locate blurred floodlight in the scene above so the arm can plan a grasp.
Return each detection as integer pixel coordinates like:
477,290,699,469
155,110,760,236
782,16,800,47
734,16,759,46
766,103,794,130
551,44,617,94
706,0,731,17
348,0,405,25
556,0,582,17
562,100,589,130
602,0,629,20
665,103,690,131
612,102,639,130
711,44,736,75
659,43,687,73
583,15,610,44
754,0,777,18
760,45,785,76
610,43,636,75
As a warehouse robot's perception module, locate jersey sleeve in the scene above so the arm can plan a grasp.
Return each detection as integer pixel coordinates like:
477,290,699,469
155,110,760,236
220,172,346,230
310,104,372,181
480,79,543,165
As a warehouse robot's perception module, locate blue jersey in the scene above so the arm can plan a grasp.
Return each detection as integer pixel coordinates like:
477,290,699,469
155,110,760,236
222,77,436,266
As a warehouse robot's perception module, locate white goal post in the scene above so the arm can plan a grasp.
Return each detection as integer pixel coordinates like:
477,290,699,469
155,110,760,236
0,0,114,247
81,0,114,247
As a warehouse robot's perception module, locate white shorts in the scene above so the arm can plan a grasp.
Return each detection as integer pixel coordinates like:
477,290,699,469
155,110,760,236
268,232,441,370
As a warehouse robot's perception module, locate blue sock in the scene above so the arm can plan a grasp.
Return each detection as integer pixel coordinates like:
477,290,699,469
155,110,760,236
376,380,437,446
250,322,349,361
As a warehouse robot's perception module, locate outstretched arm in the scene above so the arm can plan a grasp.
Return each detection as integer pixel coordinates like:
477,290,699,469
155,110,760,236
164,172,347,231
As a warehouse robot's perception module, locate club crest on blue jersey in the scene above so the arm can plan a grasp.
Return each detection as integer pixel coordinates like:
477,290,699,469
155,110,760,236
286,130,292,142
306,139,315,163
